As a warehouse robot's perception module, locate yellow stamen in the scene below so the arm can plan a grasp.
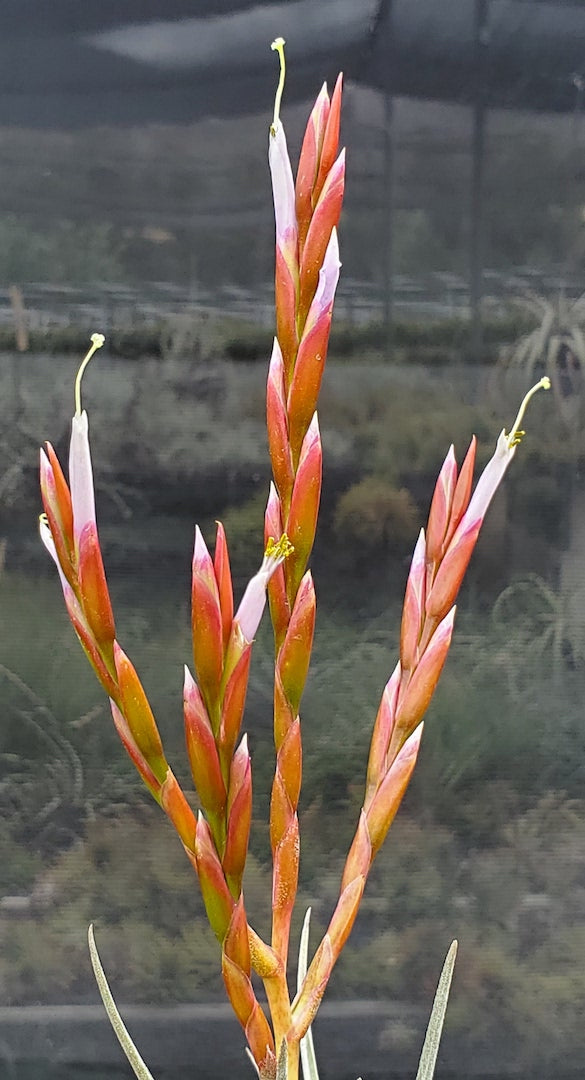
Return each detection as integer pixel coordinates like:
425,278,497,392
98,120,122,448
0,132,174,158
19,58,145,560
505,376,550,449
74,333,105,417
39,512,50,530
270,37,286,136
265,533,294,560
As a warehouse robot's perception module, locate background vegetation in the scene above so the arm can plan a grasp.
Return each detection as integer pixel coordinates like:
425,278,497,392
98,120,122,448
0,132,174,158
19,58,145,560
0,341,583,1071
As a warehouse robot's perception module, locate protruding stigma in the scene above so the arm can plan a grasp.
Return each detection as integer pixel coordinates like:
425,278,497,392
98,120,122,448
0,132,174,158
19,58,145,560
505,376,550,449
270,37,286,136
74,333,105,417
265,533,294,561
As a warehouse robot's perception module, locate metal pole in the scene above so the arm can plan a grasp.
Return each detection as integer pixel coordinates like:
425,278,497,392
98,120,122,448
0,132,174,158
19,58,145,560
382,0,394,359
470,0,489,360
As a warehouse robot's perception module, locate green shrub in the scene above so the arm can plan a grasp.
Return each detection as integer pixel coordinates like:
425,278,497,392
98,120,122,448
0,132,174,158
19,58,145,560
222,311,537,366
0,821,43,893
333,478,419,556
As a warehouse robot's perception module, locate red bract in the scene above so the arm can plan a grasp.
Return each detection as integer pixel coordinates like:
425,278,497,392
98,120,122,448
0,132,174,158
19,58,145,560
191,525,224,717
223,735,252,896
295,74,342,253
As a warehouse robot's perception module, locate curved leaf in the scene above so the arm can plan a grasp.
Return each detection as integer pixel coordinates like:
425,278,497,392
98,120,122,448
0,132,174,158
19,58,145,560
88,924,157,1080
415,940,458,1080
297,908,319,1080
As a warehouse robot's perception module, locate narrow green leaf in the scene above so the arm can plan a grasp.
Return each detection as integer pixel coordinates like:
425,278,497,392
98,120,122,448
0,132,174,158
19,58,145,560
415,940,458,1080
297,907,320,1080
88,924,157,1080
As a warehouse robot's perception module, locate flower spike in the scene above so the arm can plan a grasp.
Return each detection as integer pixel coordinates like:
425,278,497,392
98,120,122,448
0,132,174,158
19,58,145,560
294,377,550,1038
38,47,550,1080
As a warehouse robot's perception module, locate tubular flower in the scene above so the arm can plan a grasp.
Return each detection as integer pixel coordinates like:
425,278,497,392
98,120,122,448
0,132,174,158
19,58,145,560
235,535,294,643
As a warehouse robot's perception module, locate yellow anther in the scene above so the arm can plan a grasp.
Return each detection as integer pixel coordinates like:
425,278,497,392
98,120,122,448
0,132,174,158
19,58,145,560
39,512,53,542
270,37,286,136
265,533,294,560
505,376,550,449
74,333,105,417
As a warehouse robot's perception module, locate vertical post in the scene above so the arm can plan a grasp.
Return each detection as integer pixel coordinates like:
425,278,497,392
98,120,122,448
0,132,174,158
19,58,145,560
382,0,394,360
9,284,29,352
470,0,489,361
571,73,585,145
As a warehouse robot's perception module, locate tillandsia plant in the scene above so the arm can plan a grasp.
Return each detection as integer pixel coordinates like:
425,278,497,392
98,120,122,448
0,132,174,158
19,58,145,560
39,39,550,1080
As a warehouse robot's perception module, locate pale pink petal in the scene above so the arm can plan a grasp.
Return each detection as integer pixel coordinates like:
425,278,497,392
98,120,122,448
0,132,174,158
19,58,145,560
193,524,214,579
269,123,297,246
459,430,515,529
39,517,73,598
304,227,341,335
39,517,59,568
69,410,96,543
235,545,290,643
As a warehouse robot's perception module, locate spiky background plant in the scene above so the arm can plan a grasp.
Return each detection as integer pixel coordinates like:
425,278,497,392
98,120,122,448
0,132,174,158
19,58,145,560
499,292,583,430
39,40,549,1080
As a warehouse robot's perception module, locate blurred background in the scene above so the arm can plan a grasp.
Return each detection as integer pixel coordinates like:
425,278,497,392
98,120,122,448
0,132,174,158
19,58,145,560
1,1,585,1077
